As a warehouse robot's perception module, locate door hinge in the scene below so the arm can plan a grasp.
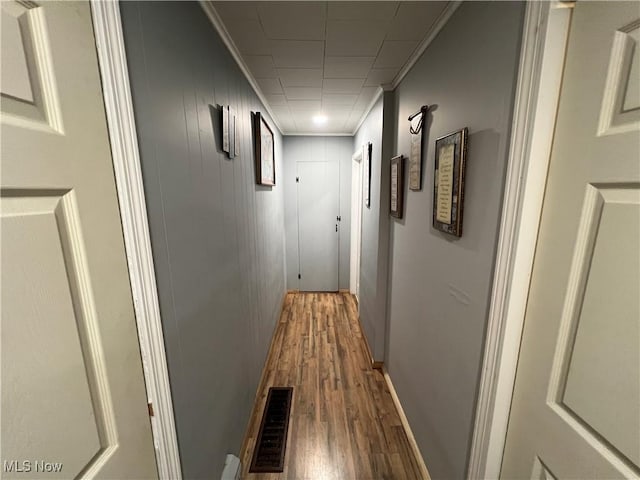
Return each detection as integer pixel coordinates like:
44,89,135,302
298,273,301,279
337,215,341,221
148,402,154,417
296,177,299,183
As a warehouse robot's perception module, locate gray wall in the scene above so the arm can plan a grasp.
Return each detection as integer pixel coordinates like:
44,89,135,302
384,3,524,479
283,136,353,291
353,96,390,360
120,3,286,478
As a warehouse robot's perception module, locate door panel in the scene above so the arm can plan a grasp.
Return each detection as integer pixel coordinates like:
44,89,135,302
502,2,640,479
1,2,157,478
297,161,339,292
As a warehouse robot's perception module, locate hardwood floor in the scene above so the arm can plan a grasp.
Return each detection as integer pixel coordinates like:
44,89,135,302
240,292,423,479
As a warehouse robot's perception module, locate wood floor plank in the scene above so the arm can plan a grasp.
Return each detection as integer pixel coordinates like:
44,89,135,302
240,292,423,479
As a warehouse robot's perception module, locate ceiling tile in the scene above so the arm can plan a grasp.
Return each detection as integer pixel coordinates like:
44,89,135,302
323,107,354,122
284,87,322,100
323,78,365,94
265,94,288,106
224,21,271,55
324,56,375,78
211,1,454,134
271,104,291,114
278,68,323,88
386,2,448,41
328,2,399,21
271,40,324,68
287,100,322,111
325,20,387,56
212,2,261,21
258,2,326,40
322,94,358,106
364,68,399,87
373,41,418,68
244,55,278,78
256,78,284,94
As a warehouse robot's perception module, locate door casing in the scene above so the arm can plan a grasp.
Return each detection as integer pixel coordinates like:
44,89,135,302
467,2,575,478
90,2,182,478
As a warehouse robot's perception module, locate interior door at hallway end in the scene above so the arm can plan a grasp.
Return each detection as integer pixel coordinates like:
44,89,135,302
502,2,639,479
1,2,158,478
297,161,340,292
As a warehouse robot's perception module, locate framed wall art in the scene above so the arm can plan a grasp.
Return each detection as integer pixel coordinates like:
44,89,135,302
433,127,468,236
254,112,275,186
390,155,404,218
364,142,372,208
221,105,236,159
408,105,428,191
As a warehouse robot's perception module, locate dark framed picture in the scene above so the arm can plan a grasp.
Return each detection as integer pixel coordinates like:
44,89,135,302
221,105,236,159
364,143,372,208
433,127,468,236
222,105,230,154
254,112,275,186
390,155,404,218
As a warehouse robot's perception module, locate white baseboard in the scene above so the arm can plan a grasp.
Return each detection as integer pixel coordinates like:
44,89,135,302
221,454,240,480
383,368,431,480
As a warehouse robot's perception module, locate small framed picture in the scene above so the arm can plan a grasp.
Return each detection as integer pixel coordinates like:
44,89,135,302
222,105,230,154
433,128,468,236
364,143,371,208
390,155,404,218
254,112,275,186
409,132,422,190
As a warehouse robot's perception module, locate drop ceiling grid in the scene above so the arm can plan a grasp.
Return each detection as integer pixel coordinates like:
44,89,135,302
212,1,449,134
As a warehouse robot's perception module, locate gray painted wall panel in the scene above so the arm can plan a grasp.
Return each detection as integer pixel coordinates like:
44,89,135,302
120,3,286,478
383,3,525,479
353,96,386,359
283,136,352,291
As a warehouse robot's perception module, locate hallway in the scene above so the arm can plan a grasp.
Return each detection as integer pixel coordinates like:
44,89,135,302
241,293,422,479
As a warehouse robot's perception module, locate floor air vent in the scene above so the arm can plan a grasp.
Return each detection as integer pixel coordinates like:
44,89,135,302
249,387,293,473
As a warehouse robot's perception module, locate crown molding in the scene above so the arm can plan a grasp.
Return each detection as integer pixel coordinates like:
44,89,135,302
390,1,462,90
199,1,284,135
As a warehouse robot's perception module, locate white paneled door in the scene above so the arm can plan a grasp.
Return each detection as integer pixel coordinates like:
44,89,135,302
1,2,157,479
297,161,340,292
502,2,639,479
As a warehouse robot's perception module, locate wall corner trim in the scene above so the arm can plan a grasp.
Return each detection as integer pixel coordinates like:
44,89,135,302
90,2,183,478
467,2,572,479
390,1,462,91
199,1,284,136
383,368,431,480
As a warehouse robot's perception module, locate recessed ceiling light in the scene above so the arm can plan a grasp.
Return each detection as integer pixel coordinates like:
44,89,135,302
313,114,328,125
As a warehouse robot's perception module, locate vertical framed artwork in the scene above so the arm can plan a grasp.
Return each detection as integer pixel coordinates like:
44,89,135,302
363,143,371,208
390,155,404,218
222,105,229,154
221,105,236,159
254,112,275,186
228,106,236,159
409,131,422,190
433,127,468,236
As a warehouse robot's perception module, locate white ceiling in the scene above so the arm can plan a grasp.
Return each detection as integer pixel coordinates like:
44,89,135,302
210,1,450,135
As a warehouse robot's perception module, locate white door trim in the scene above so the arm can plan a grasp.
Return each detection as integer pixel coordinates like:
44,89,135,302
90,2,182,478
467,2,574,479
350,146,364,298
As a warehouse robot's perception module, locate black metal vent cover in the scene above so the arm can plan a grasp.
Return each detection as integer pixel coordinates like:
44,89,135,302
249,387,293,473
